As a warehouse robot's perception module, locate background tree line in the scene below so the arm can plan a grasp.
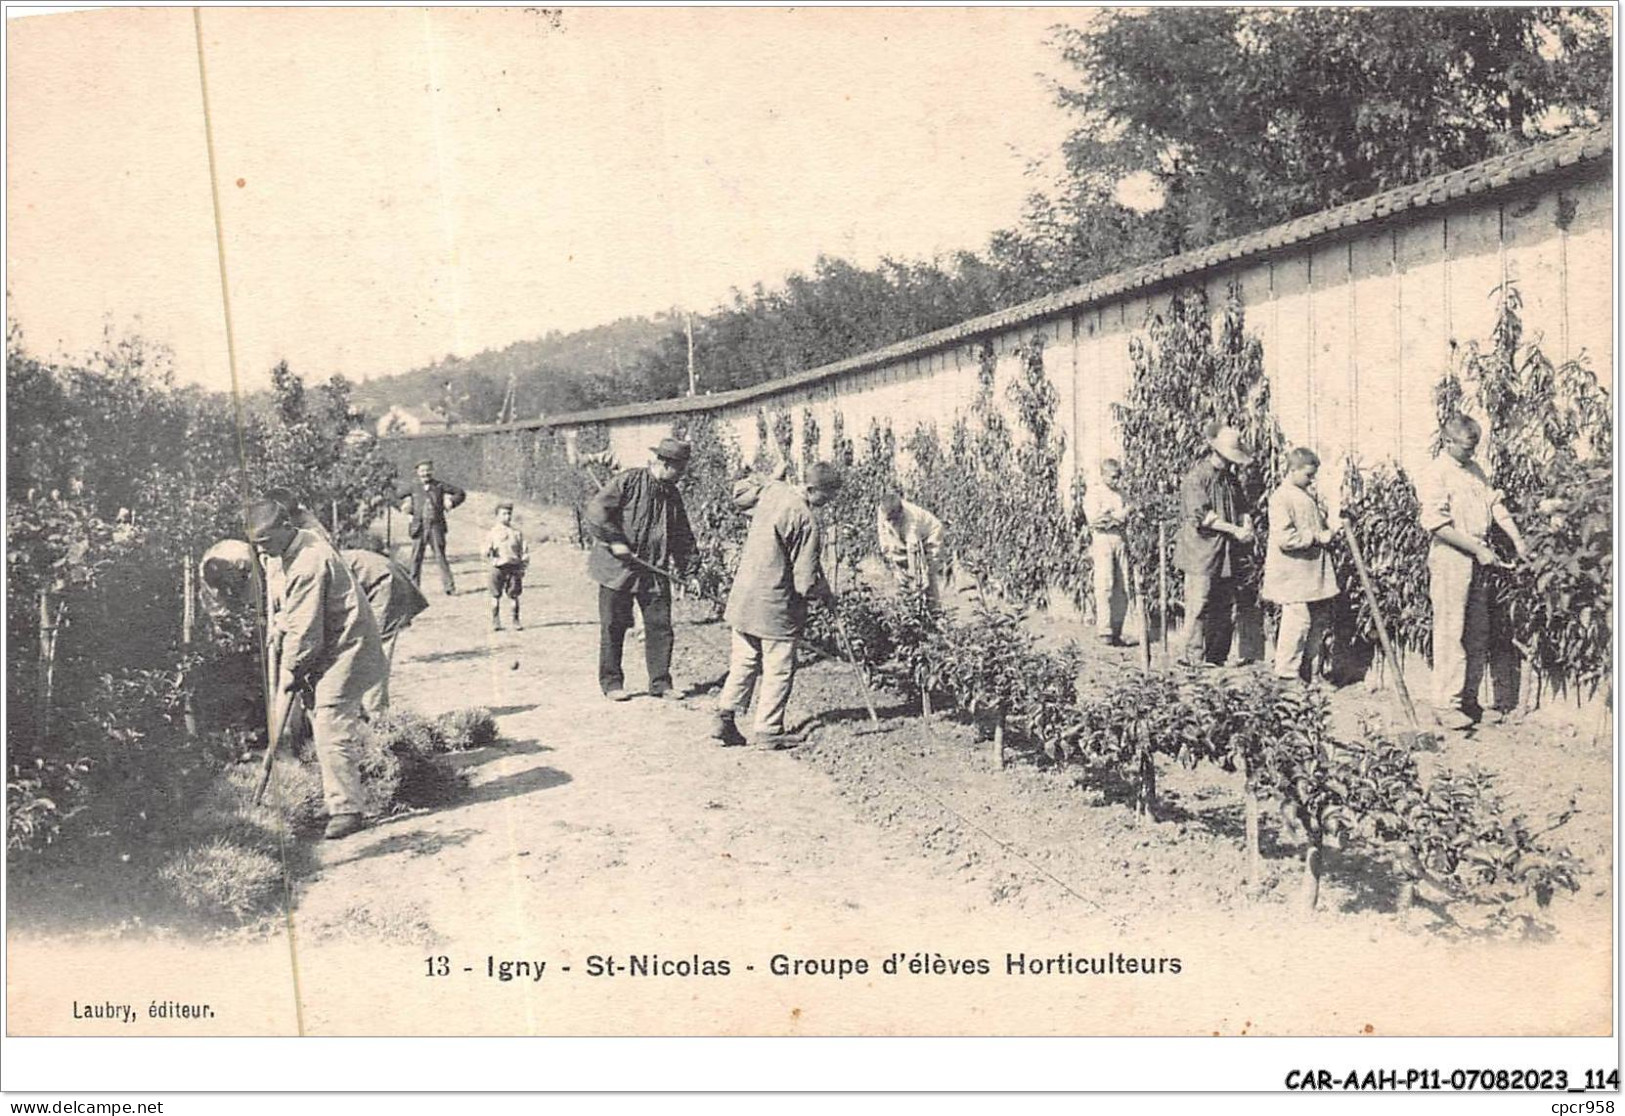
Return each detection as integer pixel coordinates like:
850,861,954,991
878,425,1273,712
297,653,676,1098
356,7,1610,425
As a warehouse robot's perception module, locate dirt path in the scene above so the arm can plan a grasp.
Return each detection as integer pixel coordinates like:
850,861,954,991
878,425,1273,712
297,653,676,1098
8,491,1611,1036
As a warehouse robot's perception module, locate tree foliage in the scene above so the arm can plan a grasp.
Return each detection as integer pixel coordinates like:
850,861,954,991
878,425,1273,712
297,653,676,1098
1009,7,1613,291
6,330,399,852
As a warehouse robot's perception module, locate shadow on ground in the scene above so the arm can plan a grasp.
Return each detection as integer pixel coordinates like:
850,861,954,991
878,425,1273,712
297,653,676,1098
324,827,482,869
463,765,573,805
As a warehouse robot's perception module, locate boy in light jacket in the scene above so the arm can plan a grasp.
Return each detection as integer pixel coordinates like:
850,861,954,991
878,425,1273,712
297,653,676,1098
1262,447,1340,682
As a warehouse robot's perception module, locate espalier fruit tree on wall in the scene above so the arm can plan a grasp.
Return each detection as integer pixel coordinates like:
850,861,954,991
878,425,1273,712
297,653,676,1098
1112,284,1285,628
1332,285,1612,702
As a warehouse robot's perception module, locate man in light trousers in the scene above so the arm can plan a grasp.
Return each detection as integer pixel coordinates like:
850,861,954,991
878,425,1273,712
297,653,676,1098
1417,414,1526,730
247,499,388,840
1084,458,1132,645
712,462,842,749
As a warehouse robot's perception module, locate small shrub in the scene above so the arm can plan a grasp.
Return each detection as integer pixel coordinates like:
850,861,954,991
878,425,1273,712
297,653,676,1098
357,720,465,814
434,707,498,750
366,711,448,755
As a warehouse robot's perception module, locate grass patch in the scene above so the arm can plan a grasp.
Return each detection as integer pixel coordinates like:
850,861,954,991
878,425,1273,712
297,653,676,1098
157,837,284,922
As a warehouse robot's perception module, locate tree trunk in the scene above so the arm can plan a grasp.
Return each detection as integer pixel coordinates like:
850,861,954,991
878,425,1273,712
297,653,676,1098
921,688,932,719
1300,842,1322,913
992,711,1005,768
1135,745,1158,821
1395,880,1415,915
1237,753,1260,888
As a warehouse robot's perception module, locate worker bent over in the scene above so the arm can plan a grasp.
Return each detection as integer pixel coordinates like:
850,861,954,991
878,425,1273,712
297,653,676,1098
247,499,389,840
713,462,842,749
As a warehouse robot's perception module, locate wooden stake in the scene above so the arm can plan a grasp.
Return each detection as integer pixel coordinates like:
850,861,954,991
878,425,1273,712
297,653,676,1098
37,591,57,739
1341,522,1421,732
1157,521,1169,659
182,554,197,738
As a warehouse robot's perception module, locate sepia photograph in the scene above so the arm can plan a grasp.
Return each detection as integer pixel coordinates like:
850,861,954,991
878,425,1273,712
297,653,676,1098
2,1,1618,1093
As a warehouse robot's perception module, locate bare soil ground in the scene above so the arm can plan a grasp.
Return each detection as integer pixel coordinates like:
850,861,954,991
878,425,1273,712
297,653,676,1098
7,490,1612,1036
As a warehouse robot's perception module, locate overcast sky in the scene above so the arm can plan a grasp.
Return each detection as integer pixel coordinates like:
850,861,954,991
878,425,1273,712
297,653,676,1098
6,6,1079,393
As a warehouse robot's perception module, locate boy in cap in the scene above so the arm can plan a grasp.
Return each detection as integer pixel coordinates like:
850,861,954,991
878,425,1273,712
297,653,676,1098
712,461,842,749
584,436,697,701
246,498,388,840
1175,425,1259,665
1262,447,1340,682
1417,414,1527,729
485,501,534,631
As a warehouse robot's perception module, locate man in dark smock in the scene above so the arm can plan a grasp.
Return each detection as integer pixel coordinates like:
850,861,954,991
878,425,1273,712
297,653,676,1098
584,437,697,701
1174,425,1260,665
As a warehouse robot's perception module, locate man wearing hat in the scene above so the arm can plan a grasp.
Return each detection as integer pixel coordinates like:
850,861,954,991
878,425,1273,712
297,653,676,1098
712,461,842,749
1174,425,1259,666
400,459,467,595
584,436,697,701
246,499,388,840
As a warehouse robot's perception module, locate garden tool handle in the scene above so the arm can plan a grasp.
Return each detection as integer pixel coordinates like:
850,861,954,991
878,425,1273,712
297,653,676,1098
253,685,301,806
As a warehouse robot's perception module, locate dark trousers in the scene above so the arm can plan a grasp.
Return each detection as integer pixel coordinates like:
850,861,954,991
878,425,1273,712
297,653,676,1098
598,583,673,694
1182,571,1265,666
410,523,455,593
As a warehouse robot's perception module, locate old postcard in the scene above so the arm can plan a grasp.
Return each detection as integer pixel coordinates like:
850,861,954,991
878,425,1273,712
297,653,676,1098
4,4,1616,1089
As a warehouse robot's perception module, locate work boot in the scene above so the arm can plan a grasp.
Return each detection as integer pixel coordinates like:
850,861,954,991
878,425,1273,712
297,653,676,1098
754,727,806,751
649,680,682,701
512,607,523,632
604,687,631,703
324,813,364,841
1433,707,1474,731
709,712,747,747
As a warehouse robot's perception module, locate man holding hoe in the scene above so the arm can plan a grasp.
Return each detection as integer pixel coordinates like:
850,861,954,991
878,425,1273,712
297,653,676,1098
584,437,697,702
246,498,388,840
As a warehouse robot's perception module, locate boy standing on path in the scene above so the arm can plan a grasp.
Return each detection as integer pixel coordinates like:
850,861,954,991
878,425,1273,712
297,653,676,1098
1084,458,1131,646
402,459,467,595
585,437,697,701
1262,447,1340,682
485,502,533,631
1417,414,1527,729
711,462,842,749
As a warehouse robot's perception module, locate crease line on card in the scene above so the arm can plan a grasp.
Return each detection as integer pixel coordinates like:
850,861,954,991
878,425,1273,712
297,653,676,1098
420,6,541,1035
193,5,309,1038
421,8,470,355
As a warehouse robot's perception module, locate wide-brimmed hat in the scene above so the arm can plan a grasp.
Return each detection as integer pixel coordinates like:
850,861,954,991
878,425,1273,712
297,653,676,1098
651,437,693,465
1209,426,1253,466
